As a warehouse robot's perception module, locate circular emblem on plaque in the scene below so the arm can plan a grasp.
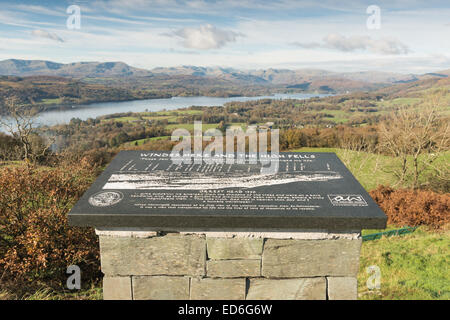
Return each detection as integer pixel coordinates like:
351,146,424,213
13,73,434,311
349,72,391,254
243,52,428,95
88,191,124,207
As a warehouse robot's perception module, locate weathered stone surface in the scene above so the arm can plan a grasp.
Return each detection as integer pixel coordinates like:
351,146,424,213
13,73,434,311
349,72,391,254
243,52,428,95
132,276,190,300
103,277,132,300
246,278,326,300
207,238,263,260
96,228,158,238
262,239,361,277
207,260,261,278
327,277,358,300
190,278,246,300
201,230,360,240
99,235,206,276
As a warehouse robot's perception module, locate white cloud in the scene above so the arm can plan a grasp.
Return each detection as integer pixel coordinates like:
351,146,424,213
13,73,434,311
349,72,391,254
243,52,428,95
167,24,242,50
31,29,64,43
292,33,410,55
367,37,410,55
2,1,448,73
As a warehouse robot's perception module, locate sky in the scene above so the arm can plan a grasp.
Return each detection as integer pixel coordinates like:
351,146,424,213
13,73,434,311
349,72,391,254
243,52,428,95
0,0,449,73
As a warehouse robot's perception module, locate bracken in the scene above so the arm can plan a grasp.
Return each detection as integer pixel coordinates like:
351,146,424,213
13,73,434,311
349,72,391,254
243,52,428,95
0,159,101,289
370,186,450,230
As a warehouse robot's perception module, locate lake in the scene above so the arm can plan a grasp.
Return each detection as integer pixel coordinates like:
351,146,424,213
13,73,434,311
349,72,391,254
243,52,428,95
15,93,329,128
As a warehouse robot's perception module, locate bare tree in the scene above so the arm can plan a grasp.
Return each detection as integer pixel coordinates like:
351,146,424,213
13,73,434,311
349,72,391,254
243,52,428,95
0,97,54,164
378,91,449,189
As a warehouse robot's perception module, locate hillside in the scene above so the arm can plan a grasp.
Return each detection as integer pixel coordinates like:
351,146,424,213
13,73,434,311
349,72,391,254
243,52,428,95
0,59,152,78
0,75,167,113
150,66,421,85
150,66,419,91
3,59,448,95
376,76,450,98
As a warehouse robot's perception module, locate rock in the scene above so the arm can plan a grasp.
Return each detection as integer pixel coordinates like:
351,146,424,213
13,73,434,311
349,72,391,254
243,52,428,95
262,239,361,277
103,277,132,300
207,260,261,278
132,276,190,300
246,278,326,300
327,277,358,300
207,238,263,260
99,234,206,276
190,278,246,300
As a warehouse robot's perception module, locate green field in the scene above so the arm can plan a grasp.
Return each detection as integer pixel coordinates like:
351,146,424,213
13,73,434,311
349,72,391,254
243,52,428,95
358,226,449,300
166,123,220,132
303,109,355,123
377,97,421,108
102,109,204,124
39,98,63,105
125,136,171,146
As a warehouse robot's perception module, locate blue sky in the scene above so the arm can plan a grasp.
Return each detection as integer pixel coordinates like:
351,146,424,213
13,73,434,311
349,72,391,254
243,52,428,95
0,0,449,73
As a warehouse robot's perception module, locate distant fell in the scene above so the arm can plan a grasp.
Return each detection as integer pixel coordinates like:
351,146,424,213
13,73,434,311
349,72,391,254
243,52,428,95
0,59,152,78
1,59,448,94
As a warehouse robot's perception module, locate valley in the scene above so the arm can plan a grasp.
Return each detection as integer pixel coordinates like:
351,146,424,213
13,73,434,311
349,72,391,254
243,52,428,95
1,59,448,116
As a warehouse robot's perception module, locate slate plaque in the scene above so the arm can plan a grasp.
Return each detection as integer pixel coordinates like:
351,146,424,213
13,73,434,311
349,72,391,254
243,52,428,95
68,151,387,230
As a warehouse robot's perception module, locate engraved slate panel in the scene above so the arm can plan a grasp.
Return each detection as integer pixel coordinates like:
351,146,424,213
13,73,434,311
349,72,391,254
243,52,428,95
69,151,387,230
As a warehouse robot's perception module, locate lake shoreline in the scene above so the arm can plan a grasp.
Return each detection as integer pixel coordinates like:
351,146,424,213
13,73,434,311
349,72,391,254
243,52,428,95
0,93,333,131
35,89,333,114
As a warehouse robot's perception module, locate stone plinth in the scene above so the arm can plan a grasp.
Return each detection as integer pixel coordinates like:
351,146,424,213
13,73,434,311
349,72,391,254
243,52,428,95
68,151,386,300
97,229,361,300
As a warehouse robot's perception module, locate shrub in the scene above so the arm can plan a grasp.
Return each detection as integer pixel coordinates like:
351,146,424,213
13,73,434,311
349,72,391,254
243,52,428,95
0,162,101,291
61,148,117,168
370,186,450,230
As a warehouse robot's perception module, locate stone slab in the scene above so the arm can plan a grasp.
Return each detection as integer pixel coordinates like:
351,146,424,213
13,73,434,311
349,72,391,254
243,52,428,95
190,278,246,300
96,227,157,238
207,260,261,278
103,277,132,300
132,276,190,300
246,278,326,300
327,277,358,300
207,238,263,260
68,151,387,230
200,230,361,240
97,228,361,239
262,239,362,277
99,235,206,276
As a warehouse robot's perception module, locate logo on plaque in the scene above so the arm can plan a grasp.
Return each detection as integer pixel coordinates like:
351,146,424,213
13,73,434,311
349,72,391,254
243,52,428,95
328,194,368,206
88,191,124,207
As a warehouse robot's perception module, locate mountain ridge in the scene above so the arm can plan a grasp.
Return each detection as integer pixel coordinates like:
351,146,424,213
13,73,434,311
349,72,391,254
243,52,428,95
0,59,448,94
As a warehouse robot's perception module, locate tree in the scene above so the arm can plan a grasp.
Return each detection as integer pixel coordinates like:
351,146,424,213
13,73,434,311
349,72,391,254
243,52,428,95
378,91,449,189
0,97,54,164
0,97,36,162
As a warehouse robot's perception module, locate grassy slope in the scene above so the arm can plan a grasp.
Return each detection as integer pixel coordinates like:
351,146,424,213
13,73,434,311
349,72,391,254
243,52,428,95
293,147,449,191
126,136,171,146
302,77,449,124
293,147,398,190
358,227,449,300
